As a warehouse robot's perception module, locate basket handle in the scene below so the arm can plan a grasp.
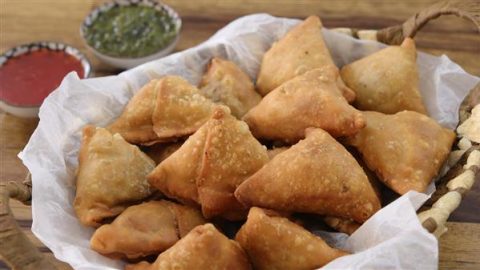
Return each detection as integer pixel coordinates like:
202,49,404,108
375,0,480,238
377,0,480,45
0,178,60,270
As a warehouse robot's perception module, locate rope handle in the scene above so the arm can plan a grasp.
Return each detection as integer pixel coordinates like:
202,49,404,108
0,179,59,269
374,0,480,237
377,0,480,45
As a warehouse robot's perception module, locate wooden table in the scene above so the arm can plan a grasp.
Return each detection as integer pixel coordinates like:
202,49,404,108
1,0,479,269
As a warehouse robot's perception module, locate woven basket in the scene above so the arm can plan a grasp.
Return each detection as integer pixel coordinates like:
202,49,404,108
1,0,479,269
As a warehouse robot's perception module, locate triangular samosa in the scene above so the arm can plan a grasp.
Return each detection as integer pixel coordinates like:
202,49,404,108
148,108,269,220
346,111,455,194
125,224,251,270
340,38,427,114
235,128,380,223
107,80,160,144
108,76,219,145
199,57,262,118
90,200,206,259
236,207,348,270
244,67,365,143
256,15,354,101
74,126,155,227
147,126,207,206
152,76,220,139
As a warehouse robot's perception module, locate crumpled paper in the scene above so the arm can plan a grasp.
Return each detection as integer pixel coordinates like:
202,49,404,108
19,14,480,270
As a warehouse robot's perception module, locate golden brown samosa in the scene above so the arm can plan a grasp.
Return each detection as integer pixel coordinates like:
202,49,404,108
236,207,347,270
147,126,206,206
152,76,222,140
346,111,455,194
148,108,269,220
199,57,262,118
90,200,206,259
125,224,251,270
235,128,381,223
108,76,220,145
256,15,354,101
74,126,155,227
322,151,380,235
244,67,365,143
107,80,160,144
340,38,427,114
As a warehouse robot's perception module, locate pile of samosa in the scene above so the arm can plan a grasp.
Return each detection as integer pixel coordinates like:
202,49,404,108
73,15,455,270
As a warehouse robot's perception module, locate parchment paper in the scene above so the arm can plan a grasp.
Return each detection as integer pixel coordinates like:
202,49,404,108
19,14,480,270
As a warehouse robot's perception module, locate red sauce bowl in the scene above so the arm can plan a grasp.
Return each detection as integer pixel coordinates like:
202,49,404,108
0,42,92,118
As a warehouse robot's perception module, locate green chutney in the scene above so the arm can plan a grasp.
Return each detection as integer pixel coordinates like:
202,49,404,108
85,5,177,58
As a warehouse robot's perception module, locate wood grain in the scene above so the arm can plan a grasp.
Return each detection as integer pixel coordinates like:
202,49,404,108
1,0,479,269
1,0,479,75
439,222,480,270
0,114,38,182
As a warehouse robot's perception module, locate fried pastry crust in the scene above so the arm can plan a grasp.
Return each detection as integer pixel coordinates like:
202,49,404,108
90,200,205,259
74,126,155,227
340,38,427,114
346,111,455,194
108,76,219,145
236,207,348,270
244,67,365,143
148,108,269,220
199,57,261,118
235,128,381,223
125,224,251,270
256,15,354,101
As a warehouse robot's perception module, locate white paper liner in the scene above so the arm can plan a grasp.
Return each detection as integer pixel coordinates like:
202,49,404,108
19,14,480,270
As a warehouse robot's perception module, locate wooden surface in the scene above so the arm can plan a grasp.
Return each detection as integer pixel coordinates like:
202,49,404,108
0,0,479,269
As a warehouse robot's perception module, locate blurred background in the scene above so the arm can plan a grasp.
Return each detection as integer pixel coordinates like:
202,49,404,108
2,0,479,77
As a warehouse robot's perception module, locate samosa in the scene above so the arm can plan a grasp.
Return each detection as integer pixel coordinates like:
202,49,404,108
235,128,381,223
107,80,160,144
90,200,206,259
74,126,155,227
236,207,348,270
256,15,354,102
340,38,427,114
199,57,262,118
152,76,221,139
346,111,455,194
148,108,269,220
244,67,365,143
125,224,251,270
108,76,220,145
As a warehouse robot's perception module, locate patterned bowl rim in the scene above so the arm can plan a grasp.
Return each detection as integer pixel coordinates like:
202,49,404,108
80,0,182,60
0,41,92,108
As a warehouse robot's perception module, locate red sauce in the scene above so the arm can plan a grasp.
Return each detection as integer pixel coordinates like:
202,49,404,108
0,49,85,106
